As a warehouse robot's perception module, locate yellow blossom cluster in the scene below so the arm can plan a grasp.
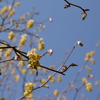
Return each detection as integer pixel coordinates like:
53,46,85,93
38,42,45,50
15,2,20,7
4,49,12,57
19,34,27,46
94,81,99,86
40,78,49,88
85,66,92,73
20,15,25,21
0,6,8,15
24,82,34,96
19,61,25,67
8,31,15,40
84,51,96,61
26,93,34,100
85,82,92,92
53,89,59,97
0,44,6,51
81,77,87,83
14,75,20,82
48,75,55,83
37,38,45,50
8,9,15,18
29,69,34,74
26,20,34,28
20,69,27,74
57,75,62,82
27,48,41,69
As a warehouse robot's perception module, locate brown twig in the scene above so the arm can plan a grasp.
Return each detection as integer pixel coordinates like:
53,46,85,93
64,0,90,13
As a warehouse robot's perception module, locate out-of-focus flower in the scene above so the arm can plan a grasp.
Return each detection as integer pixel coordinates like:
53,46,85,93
48,18,53,22
53,89,59,97
15,2,20,7
26,20,34,28
46,49,53,56
94,81,99,86
81,13,87,20
8,31,15,39
38,42,45,50
86,66,92,73
24,82,34,96
81,77,87,83
85,82,92,92
77,41,83,46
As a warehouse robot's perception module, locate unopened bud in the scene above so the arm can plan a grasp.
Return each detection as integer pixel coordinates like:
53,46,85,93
64,5,70,9
77,41,83,46
82,13,87,20
49,18,53,22
47,49,53,56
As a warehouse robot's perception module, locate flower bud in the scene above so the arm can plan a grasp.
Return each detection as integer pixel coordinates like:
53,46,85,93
82,13,87,20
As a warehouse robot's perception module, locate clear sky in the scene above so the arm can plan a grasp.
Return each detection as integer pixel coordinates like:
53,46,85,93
0,0,100,100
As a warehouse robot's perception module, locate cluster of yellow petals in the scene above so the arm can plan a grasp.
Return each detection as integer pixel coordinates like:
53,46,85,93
84,51,96,62
38,42,45,50
8,31,15,40
0,44,6,51
19,34,27,46
8,9,15,18
85,66,92,73
4,49,12,57
14,75,20,82
26,20,34,28
81,77,87,83
24,82,34,96
57,75,62,82
40,78,49,88
53,89,59,97
48,75,55,83
27,48,41,69
15,2,20,7
26,93,34,100
0,6,8,15
19,61,25,67
20,15,25,21
85,82,92,92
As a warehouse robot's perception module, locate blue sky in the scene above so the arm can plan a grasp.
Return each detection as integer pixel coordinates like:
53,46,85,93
0,0,100,100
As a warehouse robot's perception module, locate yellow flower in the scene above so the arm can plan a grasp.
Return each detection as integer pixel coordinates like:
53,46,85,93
53,89,59,97
81,77,87,83
38,42,45,50
14,75,20,82
48,75,55,83
8,9,15,17
57,75,62,82
8,31,15,39
19,61,25,67
21,69,27,74
0,44,6,51
89,51,96,56
26,20,34,28
85,82,92,92
24,82,34,96
15,2,20,7
19,38,26,46
94,81,99,86
40,79,46,84
86,66,92,73
20,15,25,21
29,69,34,74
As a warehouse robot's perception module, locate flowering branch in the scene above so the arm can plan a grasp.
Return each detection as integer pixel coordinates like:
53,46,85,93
64,0,90,20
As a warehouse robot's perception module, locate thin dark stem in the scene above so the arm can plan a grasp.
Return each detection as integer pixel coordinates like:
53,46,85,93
64,0,89,13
